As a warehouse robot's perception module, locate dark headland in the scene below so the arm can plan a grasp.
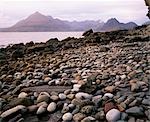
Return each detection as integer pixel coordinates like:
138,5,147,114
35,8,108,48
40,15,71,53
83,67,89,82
0,24,150,122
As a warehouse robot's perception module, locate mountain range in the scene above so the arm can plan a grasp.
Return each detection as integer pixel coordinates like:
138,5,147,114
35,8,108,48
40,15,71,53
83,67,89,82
0,12,138,32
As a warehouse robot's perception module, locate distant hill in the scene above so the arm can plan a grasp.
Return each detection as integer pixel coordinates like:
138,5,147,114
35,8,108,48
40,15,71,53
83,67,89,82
97,18,138,31
0,12,137,32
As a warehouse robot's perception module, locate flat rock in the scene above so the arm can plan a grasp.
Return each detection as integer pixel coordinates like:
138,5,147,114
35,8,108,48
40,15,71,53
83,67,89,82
126,106,144,116
21,85,71,93
1,105,26,118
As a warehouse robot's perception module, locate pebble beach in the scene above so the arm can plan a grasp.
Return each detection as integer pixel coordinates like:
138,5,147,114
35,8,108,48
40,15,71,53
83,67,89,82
0,25,150,122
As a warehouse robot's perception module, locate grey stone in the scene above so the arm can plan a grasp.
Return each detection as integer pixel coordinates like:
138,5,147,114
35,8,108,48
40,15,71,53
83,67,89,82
126,106,144,116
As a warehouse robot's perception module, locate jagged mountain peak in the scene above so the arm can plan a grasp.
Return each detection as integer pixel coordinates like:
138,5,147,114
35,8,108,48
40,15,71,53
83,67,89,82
106,18,120,24
0,12,137,32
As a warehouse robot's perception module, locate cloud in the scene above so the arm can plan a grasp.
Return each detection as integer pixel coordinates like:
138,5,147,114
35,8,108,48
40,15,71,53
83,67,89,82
0,11,17,27
0,0,149,27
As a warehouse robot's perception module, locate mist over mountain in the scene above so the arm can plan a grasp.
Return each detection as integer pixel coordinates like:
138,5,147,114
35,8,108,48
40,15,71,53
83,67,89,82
0,12,137,32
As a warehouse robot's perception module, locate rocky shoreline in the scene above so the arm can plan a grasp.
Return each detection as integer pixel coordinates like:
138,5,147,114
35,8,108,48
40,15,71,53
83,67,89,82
0,25,150,122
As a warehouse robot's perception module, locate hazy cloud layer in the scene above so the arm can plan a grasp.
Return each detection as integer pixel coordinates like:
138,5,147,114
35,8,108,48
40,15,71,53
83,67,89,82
0,0,149,27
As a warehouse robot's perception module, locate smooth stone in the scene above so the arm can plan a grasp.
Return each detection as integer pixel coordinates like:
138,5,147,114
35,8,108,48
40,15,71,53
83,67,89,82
131,83,140,92
68,104,75,110
71,80,78,84
142,99,150,106
37,101,48,107
81,116,96,122
50,95,59,101
106,109,121,122
95,111,105,120
64,89,71,95
75,92,92,99
126,106,144,116
105,86,116,93
73,113,86,122
124,96,135,105
44,77,51,82
1,105,26,118
103,93,114,99
117,96,126,103
18,92,28,99
67,94,75,100
28,105,38,113
36,105,47,115
59,93,66,100
72,106,80,115
37,92,50,103
47,102,57,112
120,75,126,80
145,109,150,120
128,117,136,122
128,99,138,107
62,112,73,121
92,95,102,106
61,104,69,114
121,112,128,120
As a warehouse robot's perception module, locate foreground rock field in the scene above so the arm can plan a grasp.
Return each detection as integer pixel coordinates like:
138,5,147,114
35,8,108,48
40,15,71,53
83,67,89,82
0,25,150,122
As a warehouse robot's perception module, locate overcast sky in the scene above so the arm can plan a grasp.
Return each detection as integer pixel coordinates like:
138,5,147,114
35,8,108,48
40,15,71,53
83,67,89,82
0,0,149,28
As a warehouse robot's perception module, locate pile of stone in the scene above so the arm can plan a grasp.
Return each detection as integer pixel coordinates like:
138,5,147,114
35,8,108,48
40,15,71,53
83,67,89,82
0,25,150,122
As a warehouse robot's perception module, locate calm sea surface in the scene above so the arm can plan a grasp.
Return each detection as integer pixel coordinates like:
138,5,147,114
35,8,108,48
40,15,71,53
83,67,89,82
0,32,83,47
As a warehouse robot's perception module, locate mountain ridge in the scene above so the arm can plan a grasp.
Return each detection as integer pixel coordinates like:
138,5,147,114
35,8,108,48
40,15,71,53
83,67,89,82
0,12,138,32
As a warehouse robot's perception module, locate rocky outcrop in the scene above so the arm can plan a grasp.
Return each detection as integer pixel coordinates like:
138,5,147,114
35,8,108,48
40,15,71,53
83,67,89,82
145,0,150,19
